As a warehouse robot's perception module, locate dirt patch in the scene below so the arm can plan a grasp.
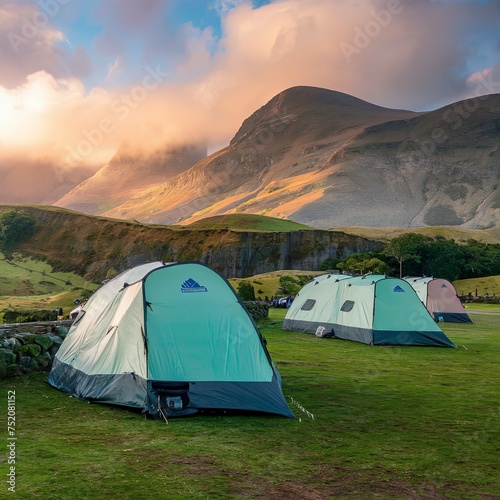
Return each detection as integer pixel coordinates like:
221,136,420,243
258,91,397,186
12,279,35,296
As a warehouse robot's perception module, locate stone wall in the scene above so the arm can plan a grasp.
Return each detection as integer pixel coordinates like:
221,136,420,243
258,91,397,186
0,321,73,378
243,301,269,320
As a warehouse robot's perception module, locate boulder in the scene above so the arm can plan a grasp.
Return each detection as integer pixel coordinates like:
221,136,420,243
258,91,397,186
18,356,34,373
0,348,16,365
35,334,53,350
19,343,42,358
19,333,36,343
47,334,63,346
3,337,22,353
55,326,69,337
35,351,52,369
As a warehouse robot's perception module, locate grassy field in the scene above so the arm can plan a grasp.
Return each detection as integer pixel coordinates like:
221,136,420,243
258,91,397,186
186,214,313,231
334,226,500,244
0,253,97,321
453,275,500,298
2,308,499,499
229,270,324,299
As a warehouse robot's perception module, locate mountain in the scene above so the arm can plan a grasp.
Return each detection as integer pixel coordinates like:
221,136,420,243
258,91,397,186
81,86,500,229
55,143,206,214
103,86,421,225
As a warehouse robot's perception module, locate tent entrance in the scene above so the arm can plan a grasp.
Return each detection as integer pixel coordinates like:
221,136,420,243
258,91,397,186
149,381,198,419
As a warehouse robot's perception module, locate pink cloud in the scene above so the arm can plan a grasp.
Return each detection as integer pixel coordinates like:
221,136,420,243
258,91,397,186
0,2,91,88
0,0,499,189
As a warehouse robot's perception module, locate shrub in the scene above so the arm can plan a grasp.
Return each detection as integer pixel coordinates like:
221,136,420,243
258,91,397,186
2,309,58,324
0,210,37,255
237,281,256,301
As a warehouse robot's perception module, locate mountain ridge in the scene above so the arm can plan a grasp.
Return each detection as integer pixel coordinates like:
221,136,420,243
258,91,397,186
56,86,500,229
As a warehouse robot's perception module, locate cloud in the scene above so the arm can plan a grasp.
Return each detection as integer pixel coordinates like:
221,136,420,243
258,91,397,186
0,0,499,188
0,2,91,88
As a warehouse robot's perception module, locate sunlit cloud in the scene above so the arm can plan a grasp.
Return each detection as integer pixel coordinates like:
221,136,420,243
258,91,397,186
0,0,498,201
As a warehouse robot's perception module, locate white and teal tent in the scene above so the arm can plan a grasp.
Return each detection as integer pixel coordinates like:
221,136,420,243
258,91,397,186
282,274,455,347
48,262,294,418
404,277,473,323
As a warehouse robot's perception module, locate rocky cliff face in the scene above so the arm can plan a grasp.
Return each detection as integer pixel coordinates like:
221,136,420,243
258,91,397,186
196,230,378,278
16,206,380,281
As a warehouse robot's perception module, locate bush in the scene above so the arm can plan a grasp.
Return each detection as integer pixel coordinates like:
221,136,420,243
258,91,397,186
237,281,256,301
0,210,37,255
2,309,58,324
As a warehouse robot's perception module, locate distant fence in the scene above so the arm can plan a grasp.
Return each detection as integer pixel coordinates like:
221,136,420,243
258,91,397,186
459,293,499,304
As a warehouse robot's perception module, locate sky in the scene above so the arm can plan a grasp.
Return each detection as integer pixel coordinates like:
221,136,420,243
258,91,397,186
0,0,499,178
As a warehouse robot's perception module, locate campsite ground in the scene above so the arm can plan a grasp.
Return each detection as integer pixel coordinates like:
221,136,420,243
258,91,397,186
3,309,499,499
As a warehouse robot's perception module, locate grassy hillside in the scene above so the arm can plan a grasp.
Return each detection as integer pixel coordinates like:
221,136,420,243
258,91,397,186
0,205,381,283
453,275,500,297
186,214,313,231
335,226,500,244
0,253,92,296
229,270,324,299
6,308,500,498
0,252,97,320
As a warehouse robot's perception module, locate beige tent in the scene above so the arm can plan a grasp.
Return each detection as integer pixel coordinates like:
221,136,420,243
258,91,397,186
405,277,472,323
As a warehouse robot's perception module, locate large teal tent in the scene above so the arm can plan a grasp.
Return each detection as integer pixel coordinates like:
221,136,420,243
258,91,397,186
48,262,294,418
283,274,455,347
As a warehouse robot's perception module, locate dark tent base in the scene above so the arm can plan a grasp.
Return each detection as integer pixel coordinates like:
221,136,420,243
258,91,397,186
48,358,295,418
433,312,473,323
282,320,456,347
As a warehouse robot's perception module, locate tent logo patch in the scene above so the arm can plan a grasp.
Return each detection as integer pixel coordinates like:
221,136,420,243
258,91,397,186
392,285,406,293
440,284,448,288
181,278,208,293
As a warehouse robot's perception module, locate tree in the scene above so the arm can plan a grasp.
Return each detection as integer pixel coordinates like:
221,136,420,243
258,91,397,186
383,233,432,277
337,252,389,275
318,257,341,271
461,240,500,278
275,275,312,296
0,210,37,255
237,281,255,301
421,239,466,281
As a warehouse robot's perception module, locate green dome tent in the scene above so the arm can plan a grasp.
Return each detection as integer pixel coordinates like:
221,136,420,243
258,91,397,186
48,262,294,418
282,274,455,347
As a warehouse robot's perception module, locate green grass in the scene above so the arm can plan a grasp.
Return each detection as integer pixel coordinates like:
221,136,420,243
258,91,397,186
2,309,499,498
186,214,313,231
335,226,500,244
464,302,500,312
0,252,98,320
229,270,323,299
453,275,500,298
